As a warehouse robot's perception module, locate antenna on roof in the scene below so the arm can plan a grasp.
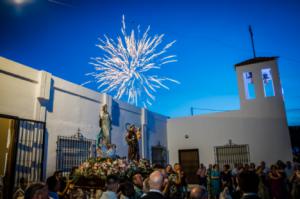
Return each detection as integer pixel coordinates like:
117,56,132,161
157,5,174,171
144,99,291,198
248,25,256,58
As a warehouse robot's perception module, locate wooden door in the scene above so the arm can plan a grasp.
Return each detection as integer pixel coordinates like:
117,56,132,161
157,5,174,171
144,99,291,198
178,149,199,184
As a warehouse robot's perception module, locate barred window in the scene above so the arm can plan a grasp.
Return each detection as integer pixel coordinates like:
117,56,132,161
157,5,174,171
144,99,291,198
56,130,96,175
214,143,250,168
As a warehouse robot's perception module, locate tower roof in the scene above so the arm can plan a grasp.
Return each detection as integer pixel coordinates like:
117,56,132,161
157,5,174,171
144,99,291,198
234,56,278,68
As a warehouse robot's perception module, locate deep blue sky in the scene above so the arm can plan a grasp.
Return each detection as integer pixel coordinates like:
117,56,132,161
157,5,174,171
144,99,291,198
1,0,299,125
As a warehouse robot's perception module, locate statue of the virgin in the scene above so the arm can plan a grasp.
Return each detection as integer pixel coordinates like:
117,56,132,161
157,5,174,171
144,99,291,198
96,104,111,147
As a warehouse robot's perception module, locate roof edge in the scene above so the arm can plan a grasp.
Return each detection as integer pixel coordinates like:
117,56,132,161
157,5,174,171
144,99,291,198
234,56,279,68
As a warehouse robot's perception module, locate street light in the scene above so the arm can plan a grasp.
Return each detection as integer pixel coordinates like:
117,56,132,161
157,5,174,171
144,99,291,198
10,0,33,6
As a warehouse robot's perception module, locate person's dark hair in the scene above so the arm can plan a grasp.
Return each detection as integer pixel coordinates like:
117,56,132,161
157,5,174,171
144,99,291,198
19,177,28,190
238,171,259,193
70,167,77,176
46,175,59,192
223,164,230,170
213,164,218,169
276,160,286,169
24,183,47,199
119,181,135,197
270,164,278,170
131,171,142,180
106,174,119,185
53,170,62,177
152,163,163,170
19,177,26,184
250,163,256,167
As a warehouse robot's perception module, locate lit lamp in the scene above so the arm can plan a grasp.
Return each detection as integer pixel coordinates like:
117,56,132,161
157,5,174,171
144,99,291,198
11,0,32,5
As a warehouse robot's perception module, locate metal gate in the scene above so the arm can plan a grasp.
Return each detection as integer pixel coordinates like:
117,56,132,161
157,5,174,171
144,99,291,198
56,130,96,175
0,114,46,199
214,141,250,168
14,119,46,186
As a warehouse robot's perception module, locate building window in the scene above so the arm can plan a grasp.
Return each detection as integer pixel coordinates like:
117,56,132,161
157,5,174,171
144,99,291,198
261,68,275,97
215,144,250,168
243,72,256,100
56,131,96,175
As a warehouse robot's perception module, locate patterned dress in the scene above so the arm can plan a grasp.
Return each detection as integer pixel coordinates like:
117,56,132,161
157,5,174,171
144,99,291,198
211,169,221,198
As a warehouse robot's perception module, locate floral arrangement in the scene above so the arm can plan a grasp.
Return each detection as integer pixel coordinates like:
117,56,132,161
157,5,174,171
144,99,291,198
74,158,151,182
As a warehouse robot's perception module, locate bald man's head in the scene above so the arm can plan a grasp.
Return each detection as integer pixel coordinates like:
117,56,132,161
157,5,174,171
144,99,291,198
189,185,207,199
149,170,164,191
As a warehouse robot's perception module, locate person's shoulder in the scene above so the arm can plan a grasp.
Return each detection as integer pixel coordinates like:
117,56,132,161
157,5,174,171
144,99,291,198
241,195,261,199
101,191,118,199
141,192,165,199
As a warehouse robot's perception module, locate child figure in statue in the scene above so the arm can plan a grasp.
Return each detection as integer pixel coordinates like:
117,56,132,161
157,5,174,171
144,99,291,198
107,144,117,159
97,138,108,158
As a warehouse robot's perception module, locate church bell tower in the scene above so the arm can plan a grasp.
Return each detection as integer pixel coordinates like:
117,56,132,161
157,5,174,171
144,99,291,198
235,57,287,118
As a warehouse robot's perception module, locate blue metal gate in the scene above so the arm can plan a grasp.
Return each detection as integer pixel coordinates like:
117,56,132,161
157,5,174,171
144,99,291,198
56,130,96,175
14,119,46,186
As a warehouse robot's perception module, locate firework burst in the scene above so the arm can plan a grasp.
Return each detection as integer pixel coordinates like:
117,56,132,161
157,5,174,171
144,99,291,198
85,15,179,107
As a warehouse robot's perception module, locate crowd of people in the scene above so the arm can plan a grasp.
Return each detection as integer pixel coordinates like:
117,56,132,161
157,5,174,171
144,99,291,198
14,160,300,199
195,160,300,199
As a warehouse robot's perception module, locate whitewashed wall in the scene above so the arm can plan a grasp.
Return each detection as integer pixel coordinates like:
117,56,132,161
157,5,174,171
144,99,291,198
45,78,169,176
167,111,292,166
145,110,168,160
0,57,168,178
109,100,168,161
45,76,103,177
110,99,142,158
0,57,49,121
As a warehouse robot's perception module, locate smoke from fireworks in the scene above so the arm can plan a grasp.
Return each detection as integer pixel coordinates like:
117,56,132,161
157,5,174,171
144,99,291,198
84,15,179,107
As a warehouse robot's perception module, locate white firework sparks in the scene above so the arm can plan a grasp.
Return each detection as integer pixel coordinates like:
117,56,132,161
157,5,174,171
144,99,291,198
85,15,179,107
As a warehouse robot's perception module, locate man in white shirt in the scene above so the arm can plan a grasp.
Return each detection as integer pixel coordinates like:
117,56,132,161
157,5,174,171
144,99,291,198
196,164,207,187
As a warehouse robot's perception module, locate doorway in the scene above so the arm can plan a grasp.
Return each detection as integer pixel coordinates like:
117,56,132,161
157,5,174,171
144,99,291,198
178,149,199,184
0,114,46,199
0,117,17,198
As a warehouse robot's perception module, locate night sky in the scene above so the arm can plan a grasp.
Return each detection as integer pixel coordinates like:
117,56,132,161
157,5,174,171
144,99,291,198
1,0,299,125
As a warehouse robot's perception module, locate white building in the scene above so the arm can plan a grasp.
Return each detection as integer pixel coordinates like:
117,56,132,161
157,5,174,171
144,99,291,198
0,56,292,187
167,57,293,174
0,57,168,191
